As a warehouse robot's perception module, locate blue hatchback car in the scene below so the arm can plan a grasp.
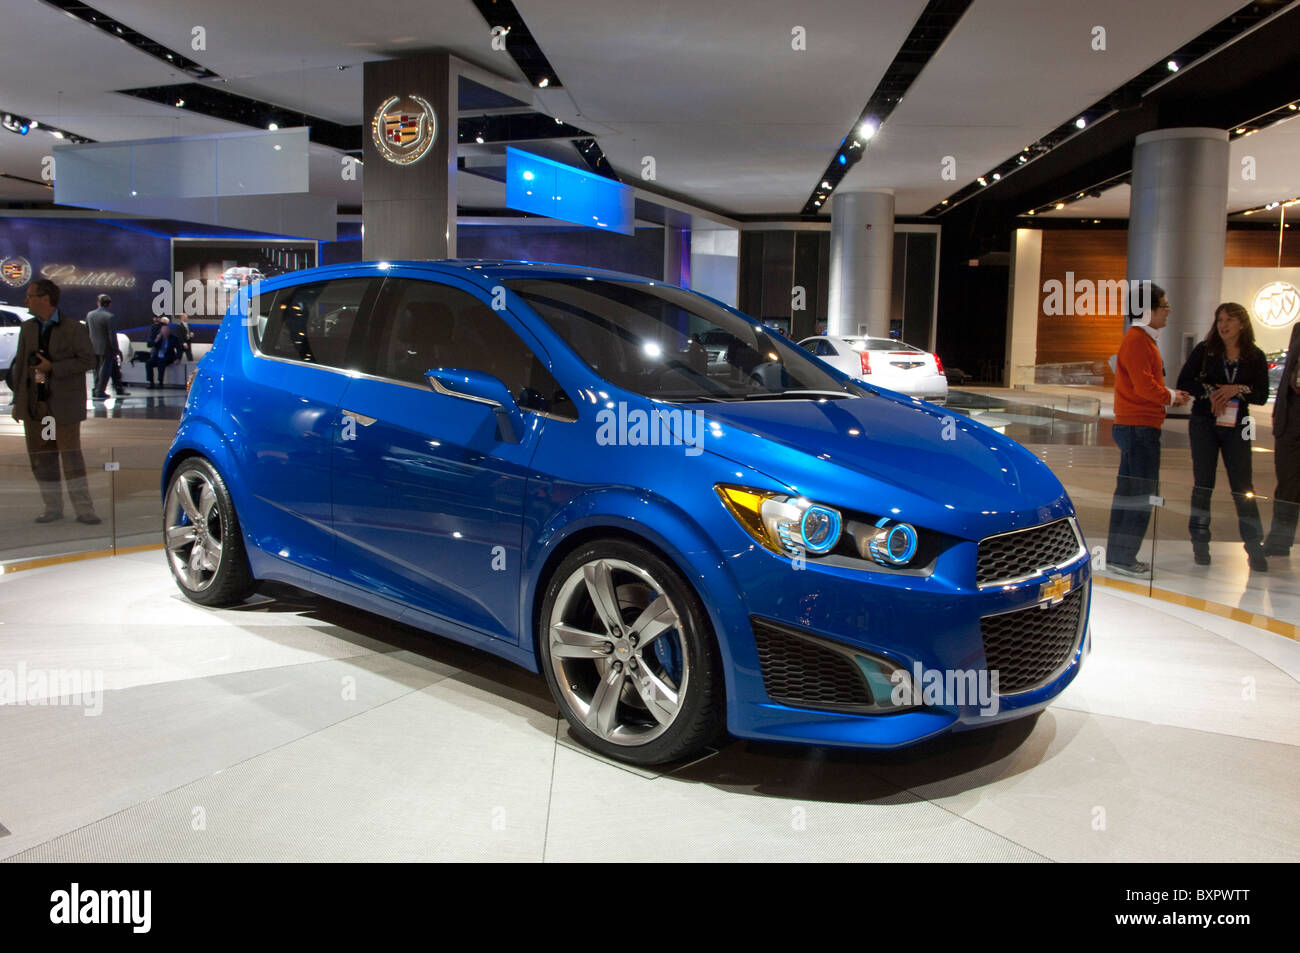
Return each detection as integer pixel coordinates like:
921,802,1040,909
162,260,1090,765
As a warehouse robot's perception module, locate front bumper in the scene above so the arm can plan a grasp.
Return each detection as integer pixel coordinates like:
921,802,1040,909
716,533,1091,750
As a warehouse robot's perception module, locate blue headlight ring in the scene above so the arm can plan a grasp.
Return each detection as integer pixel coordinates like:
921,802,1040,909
870,517,918,566
799,505,842,554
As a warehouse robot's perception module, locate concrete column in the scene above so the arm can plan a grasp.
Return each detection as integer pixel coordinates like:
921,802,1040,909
1127,128,1229,377
828,190,894,337
363,54,458,260
1006,228,1043,387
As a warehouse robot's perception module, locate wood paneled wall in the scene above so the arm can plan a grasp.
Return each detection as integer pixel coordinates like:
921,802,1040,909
1035,227,1296,378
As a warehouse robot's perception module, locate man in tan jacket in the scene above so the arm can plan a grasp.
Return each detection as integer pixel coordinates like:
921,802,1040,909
9,278,100,523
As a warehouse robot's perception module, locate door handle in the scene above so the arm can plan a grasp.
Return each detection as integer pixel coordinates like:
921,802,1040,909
341,409,377,426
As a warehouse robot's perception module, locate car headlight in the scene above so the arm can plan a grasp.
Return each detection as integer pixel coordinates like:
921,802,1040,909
716,485,842,556
866,518,918,566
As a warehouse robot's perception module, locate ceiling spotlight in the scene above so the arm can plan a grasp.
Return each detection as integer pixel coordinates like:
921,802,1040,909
175,98,185,107
1078,192,1085,198
1290,104,1298,111
977,176,987,186
1093,219,1101,224
1235,128,1246,135
51,130,64,139
475,135,485,144
821,180,831,189
859,120,877,140
538,77,549,88
1167,60,1178,72
1074,117,1086,129
29,120,38,129
554,117,563,124
1027,209,1035,215
1017,155,1027,164
940,199,948,205
992,173,1001,181
268,122,278,131
1055,202,1065,210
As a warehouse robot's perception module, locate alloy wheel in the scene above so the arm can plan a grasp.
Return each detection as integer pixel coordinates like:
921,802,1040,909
546,558,689,747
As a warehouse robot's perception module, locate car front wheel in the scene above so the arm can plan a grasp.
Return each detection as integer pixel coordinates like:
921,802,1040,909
539,540,725,765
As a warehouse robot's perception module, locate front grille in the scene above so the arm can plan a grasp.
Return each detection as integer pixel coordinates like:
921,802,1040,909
751,619,873,710
977,518,1083,587
981,587,1085,694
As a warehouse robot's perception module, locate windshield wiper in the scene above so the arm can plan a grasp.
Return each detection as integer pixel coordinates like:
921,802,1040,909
737,390,851,401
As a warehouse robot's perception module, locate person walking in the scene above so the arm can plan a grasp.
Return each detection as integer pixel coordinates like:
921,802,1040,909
1176,302,1270,570
8,278,101,524
1106,284,1191,576
86,293,130,399
1264,320,1300,558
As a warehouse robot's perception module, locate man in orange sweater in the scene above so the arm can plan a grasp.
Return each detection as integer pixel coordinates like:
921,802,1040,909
1106,284,1191,576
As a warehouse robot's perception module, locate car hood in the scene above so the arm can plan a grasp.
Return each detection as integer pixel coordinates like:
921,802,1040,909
687,392,1072,541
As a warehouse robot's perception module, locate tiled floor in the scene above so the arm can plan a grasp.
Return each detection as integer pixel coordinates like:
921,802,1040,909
2,551,1296,862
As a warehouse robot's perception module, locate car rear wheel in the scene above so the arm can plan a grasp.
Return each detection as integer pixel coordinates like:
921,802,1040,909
539,540,725,765
163,457,256,606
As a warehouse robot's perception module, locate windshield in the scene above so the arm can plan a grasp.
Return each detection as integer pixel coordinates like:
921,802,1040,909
506,278,857,401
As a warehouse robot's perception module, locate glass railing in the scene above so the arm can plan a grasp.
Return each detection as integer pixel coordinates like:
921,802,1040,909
3,423,1295,634
0,443,166,565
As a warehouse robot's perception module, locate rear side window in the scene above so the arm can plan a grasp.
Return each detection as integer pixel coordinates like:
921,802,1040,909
253,278,373,369
366,278,576,420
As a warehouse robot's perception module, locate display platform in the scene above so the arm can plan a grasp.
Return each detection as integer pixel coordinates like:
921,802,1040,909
1,551,1297,863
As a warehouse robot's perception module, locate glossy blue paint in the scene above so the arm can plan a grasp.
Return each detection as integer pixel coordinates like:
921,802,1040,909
164,258,1091,752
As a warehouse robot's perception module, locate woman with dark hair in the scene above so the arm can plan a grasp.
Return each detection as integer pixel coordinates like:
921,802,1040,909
1176,302,1271,570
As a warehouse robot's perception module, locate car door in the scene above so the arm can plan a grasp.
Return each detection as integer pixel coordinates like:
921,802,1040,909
331,272,574,643
230,275,379,577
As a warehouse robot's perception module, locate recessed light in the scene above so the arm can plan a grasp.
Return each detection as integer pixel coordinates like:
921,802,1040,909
1055,202,1065,210
538,77,549,88
1167,60,1178,71
268,123,278,131
858,121,877,139
1075,117,1086,129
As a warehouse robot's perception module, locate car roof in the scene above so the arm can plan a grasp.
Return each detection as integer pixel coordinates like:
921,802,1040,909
260,259,667,287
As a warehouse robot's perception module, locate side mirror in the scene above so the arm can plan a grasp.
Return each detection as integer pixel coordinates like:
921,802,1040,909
425,367,525,443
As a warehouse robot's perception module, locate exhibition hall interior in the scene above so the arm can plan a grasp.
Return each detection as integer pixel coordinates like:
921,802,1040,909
1,0,1298,864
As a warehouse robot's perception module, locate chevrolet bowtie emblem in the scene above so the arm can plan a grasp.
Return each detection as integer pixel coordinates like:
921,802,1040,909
1039,573,1071,607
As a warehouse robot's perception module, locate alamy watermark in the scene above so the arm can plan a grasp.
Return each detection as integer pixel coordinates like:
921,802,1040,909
1042,275,1152,317
890,662,1000,715
595,402,705,456
0,663,104,716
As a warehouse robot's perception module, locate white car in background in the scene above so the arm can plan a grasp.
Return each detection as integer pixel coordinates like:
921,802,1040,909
1,304,26,380
798,334,949,403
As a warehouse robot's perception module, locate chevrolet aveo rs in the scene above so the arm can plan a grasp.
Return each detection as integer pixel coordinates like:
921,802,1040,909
162,260,1091,765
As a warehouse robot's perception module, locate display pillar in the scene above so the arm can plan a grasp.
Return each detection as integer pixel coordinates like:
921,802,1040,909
828,190,894,337
363,54,458,260
1127,128,1229,376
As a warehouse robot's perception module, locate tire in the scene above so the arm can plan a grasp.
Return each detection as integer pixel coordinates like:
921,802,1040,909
162,457,257,607
538,539,725,765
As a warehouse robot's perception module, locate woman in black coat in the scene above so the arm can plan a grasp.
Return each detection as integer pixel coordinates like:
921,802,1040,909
1175,302,1271,570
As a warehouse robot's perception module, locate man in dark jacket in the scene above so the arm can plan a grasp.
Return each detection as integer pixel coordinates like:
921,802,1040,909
86,293,130,399
1264,322,1300,557
10,278,100,524
145,322,182,388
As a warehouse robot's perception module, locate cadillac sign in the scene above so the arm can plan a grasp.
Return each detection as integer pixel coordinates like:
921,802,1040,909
1253,280,1300,329
371,94,437,166
1,255,32,288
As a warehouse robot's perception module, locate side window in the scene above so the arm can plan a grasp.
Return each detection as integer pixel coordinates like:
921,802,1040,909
368,278,576,420
253,278,372,369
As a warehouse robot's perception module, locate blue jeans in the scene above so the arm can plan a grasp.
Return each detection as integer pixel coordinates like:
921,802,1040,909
1107,424,1161,566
